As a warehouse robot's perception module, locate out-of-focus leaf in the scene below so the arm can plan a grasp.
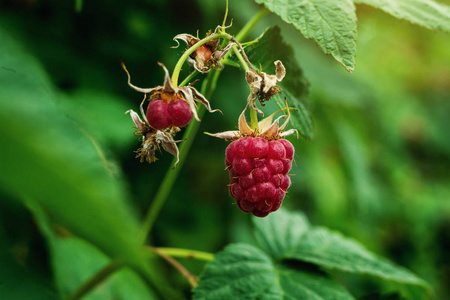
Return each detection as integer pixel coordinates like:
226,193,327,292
60,89,136,151
354,0,450,32
253,210,430,293
193,243,354,299
243,26,313,139
0,28,149,275
255,0,358,72
27,201,157,300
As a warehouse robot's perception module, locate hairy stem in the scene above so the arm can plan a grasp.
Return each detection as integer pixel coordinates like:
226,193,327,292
65,259,124,300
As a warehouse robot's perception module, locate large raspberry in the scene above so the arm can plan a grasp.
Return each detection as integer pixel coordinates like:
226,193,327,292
226,136,294,217
146,98,193,130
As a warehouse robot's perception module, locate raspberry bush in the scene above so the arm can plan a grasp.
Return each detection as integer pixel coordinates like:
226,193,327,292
1,0,448,299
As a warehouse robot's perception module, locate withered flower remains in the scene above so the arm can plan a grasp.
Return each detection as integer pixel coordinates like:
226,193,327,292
173,25,235,73
246,60,286,115
126,110,180,166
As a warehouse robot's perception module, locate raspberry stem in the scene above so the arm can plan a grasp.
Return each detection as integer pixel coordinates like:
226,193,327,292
149,247,214,261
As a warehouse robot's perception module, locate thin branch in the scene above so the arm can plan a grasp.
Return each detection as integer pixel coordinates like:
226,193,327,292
65,259,124,300
149,247,198,288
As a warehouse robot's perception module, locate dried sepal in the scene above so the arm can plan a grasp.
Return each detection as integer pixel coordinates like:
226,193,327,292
204,130,240,140
208,100,297,141
238,106,253,136
127,109,180,167
245,60,286,115
155,130,180,168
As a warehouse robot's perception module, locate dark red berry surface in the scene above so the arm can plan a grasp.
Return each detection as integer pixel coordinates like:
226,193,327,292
168,99,193,127
226,136,294,217
146,99,171,130
146,98,192,130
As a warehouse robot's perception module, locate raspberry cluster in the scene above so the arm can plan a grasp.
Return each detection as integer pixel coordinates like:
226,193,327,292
146,98,193,130
226,136,294,217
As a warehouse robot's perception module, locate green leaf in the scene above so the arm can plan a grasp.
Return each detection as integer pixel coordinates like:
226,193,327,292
27,201,158,300
243,26,313,139
255,0,358,72
291,228,430,289
0,29,149,274
193,243,355,300
253,209,310,259
354,0,450,32
253,210,430,292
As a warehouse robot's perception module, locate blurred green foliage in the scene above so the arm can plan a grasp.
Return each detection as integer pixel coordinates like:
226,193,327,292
0,0,449,299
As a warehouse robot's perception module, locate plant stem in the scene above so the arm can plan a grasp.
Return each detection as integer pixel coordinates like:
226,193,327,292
140,71,219,243
149,247,198,288
179,70,198,87
235,7,269,42
65,259,124,300
152,247,214,262
222,0,229,28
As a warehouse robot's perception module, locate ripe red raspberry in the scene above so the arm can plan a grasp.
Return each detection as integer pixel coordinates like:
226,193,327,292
226,136,294,217
146,98,193,130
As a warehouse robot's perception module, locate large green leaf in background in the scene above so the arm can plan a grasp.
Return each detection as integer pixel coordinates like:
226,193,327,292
193,243,355,300
253,210,430,293
255,0,358,72
0,28,149,275
27,201,158,300
354,0,450,32
243,26,313,139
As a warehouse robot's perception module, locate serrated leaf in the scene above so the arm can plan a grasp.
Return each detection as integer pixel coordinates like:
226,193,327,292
0,28,149,275
243,26,313,139
354,0,450,32
193,243,354,300
255,0,358,72
277,265,356,300
291,228,430,289
252,210,430,292
253,209,310,259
